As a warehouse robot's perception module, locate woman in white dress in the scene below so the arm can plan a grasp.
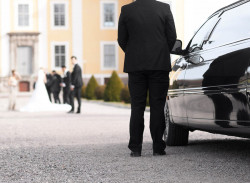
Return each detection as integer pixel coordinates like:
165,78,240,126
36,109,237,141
20,68,71,112
8,70,21,111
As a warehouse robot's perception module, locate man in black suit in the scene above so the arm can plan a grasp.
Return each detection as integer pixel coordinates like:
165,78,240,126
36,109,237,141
61,65,71,104
69,56,83,114
118,0,177,157
46,72,53,101
51,70,62,104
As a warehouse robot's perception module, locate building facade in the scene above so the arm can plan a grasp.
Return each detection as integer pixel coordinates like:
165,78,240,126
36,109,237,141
0,0,184,92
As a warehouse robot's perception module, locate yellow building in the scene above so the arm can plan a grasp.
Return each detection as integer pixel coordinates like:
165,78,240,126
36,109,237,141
0,0,184,92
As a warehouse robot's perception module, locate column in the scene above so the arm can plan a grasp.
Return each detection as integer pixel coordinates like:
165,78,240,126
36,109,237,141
72,0,83,70
1,0,11,76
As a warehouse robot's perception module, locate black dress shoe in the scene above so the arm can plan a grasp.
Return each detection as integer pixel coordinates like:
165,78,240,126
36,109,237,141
153,150,166,156
68,110,74,114
130,152,141,157
76,111,81,114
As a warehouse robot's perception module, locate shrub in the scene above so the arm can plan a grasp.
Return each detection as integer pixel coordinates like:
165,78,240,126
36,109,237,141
95,85,106,100
104,71,124,102
81,85,86,98
120,85,130,103
85,75,99,100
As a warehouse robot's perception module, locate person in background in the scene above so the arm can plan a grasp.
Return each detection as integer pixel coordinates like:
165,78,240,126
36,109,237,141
51,70,62,104
8,70,21,111
69,56,83,114
46,71,53,102
61,65,71,104
33,76,38,90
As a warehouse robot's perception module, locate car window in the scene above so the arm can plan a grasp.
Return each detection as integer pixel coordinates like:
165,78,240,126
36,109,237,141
187,15,219,52
203,2,250,49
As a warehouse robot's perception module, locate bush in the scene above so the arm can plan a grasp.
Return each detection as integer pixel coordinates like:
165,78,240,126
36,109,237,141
120,85,130,103
85,75,99,100
104,71,124,102
95,85,106,100
81,85,86,98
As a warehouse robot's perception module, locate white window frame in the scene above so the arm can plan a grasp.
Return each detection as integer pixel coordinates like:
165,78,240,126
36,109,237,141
50,1,69,30
51,42,69,70
100,0,118,30
100,41,118,71
14,0,33,30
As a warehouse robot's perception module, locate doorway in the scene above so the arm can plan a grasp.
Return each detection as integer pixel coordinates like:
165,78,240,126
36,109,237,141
17,46,33,76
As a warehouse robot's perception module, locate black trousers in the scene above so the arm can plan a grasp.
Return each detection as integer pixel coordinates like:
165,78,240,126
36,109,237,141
70,87,82,112
128,71,169,153
53,91,61,104
46,87,52,102
63,88,70,104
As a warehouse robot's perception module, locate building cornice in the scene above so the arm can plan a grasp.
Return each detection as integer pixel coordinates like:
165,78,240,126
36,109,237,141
8,32,40,36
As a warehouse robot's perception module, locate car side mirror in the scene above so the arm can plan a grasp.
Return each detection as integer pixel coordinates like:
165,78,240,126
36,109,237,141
191,47,202,52
171,40,185,55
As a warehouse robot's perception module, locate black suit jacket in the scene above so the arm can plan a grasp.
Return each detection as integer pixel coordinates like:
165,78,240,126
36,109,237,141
62,71,71,90
118,0,177,73
51,74,62,93
46,74,53,89
71,64,83,88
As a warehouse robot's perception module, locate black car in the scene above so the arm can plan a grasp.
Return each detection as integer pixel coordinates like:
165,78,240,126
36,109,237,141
165,0,250,146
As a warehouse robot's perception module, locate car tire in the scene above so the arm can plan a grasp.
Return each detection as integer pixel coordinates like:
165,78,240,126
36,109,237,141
164,102,189,146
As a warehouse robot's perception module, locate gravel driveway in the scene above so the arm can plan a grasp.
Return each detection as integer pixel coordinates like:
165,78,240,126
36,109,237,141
0,97,250,183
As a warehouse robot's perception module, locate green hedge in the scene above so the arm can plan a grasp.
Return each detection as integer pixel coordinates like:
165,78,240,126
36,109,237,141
85,75,99,100
120,85,130,103
81,85,86,98
104,71,124,102
95,85,106,100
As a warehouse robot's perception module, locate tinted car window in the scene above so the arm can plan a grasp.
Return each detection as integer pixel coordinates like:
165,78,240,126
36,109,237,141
204,2,250,49
188,16,219,52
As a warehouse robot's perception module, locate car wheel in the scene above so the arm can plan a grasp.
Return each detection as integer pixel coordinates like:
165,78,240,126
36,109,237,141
164,102,189,146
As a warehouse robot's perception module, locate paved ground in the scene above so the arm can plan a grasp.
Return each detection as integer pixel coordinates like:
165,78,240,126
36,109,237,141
0,96,250,183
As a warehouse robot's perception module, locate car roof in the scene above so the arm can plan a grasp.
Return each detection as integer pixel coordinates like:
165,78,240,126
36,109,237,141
209,0,250,19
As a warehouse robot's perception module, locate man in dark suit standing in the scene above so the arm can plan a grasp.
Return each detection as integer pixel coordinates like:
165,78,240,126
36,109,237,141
46,72,53,102
51,70,62,104
69,56,83,114
61,65,71,104
118,0,177,157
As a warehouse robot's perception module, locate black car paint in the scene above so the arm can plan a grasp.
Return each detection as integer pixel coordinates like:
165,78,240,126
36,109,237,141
168,1,250,138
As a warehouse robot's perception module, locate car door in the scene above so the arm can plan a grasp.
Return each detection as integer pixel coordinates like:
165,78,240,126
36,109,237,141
185,2,250,134
167,14,220,127
167,57,187,126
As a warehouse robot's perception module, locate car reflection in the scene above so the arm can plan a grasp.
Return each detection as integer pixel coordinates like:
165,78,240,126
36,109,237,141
202,48,250,128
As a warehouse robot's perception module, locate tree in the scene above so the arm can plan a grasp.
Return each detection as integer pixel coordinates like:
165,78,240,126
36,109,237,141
104,71,124,102
85,75,99,100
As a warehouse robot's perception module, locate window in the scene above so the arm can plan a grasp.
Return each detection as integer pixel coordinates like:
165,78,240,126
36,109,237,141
15,0,33,30
51,1,68,29
187,15,219,52
203,3,250,49
101,1,117,29
104,4,115,27
54,45,66,68
101,42,118,70
18,4,29,26
54,4,65,26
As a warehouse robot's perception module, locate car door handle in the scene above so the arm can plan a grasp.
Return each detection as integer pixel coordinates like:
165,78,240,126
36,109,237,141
188,55,204,64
